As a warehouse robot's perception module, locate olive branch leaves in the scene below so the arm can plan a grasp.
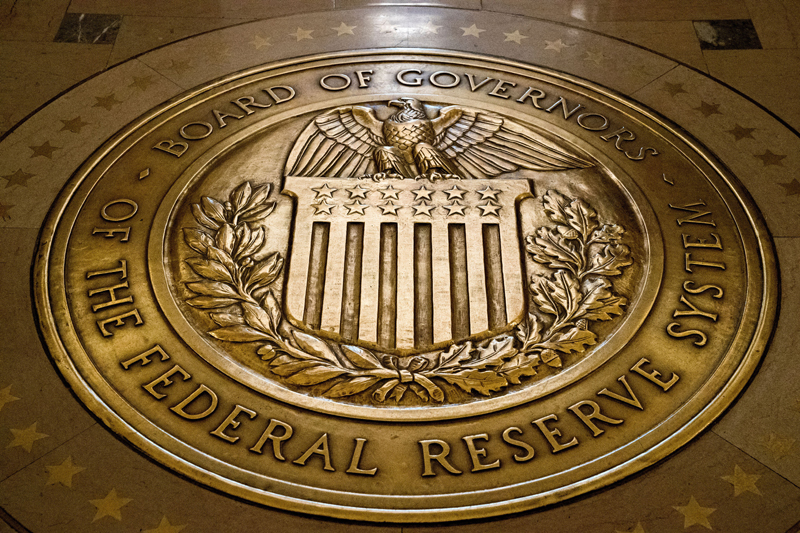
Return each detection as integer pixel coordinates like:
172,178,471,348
182,184,632,404
517,190,632,368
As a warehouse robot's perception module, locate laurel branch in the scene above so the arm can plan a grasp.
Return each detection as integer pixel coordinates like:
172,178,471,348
182,184,632,404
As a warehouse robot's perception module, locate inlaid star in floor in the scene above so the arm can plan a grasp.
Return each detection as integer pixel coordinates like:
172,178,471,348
584,50,606,65
332,22,356,36
0,201,14,220
663,81,688,97
2,169,34,188
673,496,715,529
779,178,800,196
144,516,186,533
93,93,122,111
167,59,191,75
615,523,646,533
29,140,59,159
461,24,485,38
0,385,19,412
695,101,721,117
761,432,795,460
7,422,48,452
250,35,272,49
290,27,314,41
90,488,132,522
726,124,756,141
129,75,154,91
721,464,761,496
420,20,442,34
45,456,85,488
60,116,89,133
754,149,786,166
544,38,571,52
504,30,528,44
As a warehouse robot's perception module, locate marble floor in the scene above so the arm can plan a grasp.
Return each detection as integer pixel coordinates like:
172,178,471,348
1,1,800,532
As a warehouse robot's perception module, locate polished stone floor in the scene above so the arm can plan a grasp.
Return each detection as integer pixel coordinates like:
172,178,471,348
1,1,800,532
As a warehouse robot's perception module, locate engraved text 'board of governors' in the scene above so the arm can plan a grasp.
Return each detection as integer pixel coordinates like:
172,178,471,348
34,51,777,522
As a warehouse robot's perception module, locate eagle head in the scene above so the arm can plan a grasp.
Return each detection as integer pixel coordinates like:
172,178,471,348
388,97,426,122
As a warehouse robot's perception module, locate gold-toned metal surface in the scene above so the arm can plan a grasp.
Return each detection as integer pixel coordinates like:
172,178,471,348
33,50,777,522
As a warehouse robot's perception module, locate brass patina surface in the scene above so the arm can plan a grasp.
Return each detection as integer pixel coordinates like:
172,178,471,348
33,50,777,521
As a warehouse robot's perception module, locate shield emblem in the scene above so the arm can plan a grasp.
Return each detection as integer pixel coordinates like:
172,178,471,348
282,176,532,353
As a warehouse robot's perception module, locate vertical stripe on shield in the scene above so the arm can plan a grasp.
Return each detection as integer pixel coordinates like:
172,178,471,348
448,224,470,340
377,223,398,349
340,222,364,341
482,223,507,329
414,223,434,348
303,221,329,329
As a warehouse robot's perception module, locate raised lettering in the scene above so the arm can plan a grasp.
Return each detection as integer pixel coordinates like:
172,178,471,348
320,74,351,91
669,201,716,227
501,427,535,462
465,74,494,92
673,295,718,321
88,281,133,312
532,414,578,453
631,358,680,390
430,70,461,88
682,232,723,249
488,79,517,99
346,438,378,476
462,433,501,472
249,419,293,459
143,364,191,399
212,108,245,128
153,139,188,158
121,345,170,369
179,122,213,140
211,404,257,443
92,227,131,242
170,384,218,420
294,433,335,472
568,400,624,437
667,322,708,346
546,97,583,119
597,375,643,410
232,96,271,115
101,199,138,222
685,253,726,273
683,280,723,299
397,69,423,86
516,87,546,108
96,309,143,336
419,439,462,476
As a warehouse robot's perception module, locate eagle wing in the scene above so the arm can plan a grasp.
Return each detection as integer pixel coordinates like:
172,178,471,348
286,106,385,177
433,106,594,179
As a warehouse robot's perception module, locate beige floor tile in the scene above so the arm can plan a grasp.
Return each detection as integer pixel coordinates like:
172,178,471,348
0,228,98,482
404,432,800,532
0,41,112,136
336,0,481,9
483,0,750,23
713,237,800,487
747,0,798,49
585,20,708,71
0,424,403,532
109,15,248,65
0,0,70,42
68,0,334,19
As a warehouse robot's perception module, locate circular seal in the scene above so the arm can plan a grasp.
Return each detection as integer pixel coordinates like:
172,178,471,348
34,50,777,521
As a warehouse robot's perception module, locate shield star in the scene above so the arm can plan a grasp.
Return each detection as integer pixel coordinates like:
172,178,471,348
144,516,187,533
93,93,122,111
461,24,485,38
755,149,786,166
476,186,500,201
378,184,400,199
312,199,335,215
478,202,501,216
544,38,571,52
2,169,35,188
346,184,369,198
250,35,271,49
60,116,89,133
779,179,800,196
46,456,85,488
721,464,761,496
332,22,356,36
343,200,368,215
378,201,401,215
673,496,715,529
0,385,19,412
411,202,435,216
504,30,528,44
442,185,466,200
443,202,467,216
311,183,337,198
290,27,314,41
90,488,132,521
411,186,434,201
29,140,60,159
7,422,48,452
727,124,756,141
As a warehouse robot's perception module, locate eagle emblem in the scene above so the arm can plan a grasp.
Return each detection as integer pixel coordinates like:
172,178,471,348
287,97,593,180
